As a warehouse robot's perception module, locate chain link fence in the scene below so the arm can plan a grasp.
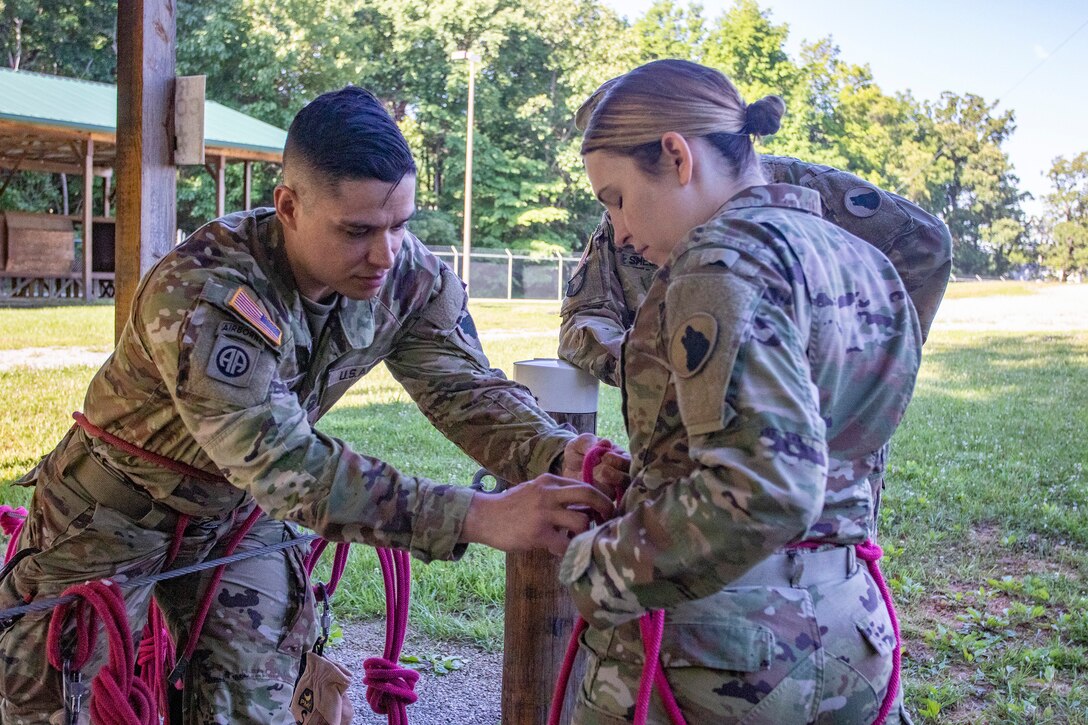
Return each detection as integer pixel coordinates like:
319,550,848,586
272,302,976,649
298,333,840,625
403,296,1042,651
430,247,580,301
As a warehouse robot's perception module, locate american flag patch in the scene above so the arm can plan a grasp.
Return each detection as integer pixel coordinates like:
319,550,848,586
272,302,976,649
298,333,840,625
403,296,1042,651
227,288,282,346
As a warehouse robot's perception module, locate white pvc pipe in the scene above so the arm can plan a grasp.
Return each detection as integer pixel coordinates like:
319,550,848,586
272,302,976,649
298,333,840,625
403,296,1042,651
513,358,599,414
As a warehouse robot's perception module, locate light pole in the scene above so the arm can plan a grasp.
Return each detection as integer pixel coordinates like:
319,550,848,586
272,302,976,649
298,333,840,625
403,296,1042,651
451,50,480,293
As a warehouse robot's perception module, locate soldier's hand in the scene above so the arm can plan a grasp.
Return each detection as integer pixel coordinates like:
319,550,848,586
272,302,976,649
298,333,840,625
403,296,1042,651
561,433,631,499
461,474,614,556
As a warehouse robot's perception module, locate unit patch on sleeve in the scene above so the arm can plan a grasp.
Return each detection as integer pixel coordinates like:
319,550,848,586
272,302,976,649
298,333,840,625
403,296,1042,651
843,186,881,218
206,335,260,387
669,312,719,378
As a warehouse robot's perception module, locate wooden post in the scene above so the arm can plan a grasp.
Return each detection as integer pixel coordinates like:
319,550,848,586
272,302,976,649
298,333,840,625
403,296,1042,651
82,138,94,301
103,175,111,217
243,160,253,210
505,359,600,725
216,153,226,217
115,0,177,339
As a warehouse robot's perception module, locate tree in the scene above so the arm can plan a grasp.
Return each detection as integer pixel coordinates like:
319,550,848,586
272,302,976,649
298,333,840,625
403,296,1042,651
632,0,705,62
895,93,1025,276
1039,153,1088,281
0,0,116,78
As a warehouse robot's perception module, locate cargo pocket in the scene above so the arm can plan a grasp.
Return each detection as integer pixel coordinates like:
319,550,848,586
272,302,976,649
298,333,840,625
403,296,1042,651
814,567,896,723
660,619,775,671
276,525,317,659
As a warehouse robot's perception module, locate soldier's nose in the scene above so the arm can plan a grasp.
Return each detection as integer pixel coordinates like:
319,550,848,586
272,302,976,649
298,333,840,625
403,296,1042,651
368,234,397,269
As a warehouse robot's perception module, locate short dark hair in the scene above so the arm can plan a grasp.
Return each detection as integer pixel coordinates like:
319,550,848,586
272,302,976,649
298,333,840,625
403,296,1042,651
284,86,416,186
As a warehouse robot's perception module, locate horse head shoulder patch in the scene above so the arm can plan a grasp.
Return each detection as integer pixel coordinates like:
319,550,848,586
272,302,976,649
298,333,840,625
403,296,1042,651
669,312,718,378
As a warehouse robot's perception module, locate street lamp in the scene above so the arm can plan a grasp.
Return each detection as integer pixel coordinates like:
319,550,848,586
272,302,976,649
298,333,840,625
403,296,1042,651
451,50,481,293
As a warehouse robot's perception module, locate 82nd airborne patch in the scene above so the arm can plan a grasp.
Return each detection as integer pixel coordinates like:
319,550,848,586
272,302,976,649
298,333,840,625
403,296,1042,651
206,335,259,387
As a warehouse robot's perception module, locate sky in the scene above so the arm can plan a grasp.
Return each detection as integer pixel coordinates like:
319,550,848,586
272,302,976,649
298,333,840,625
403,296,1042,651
599,0,1088,216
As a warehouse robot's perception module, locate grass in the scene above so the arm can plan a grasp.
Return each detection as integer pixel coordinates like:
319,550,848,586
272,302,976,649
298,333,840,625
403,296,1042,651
0,300,115,350
942,280,1045,300
2,282,1086,721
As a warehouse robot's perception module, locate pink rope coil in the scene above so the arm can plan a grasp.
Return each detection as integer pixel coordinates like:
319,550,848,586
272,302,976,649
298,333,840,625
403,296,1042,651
46,580,155,725
548,440,686,725
0,505,27,564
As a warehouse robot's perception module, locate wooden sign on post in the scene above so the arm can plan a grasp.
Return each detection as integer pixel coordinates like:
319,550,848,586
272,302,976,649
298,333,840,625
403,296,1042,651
505,359,600,724
174,75,206,166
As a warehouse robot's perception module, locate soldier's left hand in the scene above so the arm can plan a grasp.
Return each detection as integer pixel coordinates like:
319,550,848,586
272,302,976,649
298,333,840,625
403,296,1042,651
561,433,631,499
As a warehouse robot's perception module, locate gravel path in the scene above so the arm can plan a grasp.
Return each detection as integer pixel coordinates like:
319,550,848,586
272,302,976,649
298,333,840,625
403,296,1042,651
327,620,502,724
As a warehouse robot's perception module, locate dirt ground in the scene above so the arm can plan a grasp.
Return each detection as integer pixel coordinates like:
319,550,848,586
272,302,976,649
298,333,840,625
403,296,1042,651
327,620,502,724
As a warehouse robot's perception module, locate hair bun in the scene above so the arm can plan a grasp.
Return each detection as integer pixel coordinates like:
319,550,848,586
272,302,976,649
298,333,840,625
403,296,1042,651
744,95,785,136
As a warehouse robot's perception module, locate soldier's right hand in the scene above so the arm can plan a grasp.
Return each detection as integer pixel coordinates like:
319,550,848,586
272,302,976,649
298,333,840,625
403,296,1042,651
460,474,614,556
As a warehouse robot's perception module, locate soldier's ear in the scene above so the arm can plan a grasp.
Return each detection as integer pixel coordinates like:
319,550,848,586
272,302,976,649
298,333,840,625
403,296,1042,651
274,184,300,231
660,132,694,187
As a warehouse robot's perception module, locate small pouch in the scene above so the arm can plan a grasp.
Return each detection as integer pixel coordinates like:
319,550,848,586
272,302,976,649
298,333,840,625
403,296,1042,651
291,584,355,725
291,650,354,725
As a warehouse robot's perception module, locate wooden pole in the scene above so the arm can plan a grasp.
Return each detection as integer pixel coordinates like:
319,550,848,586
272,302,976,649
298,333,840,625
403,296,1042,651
82,138,94,301
216,153,226,217
115,0,176,340
504,360,600,725
243,160,252,210
103,175,111,217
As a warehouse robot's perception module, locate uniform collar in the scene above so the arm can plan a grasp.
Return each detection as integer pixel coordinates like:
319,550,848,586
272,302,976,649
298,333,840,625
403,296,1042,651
663,184,822,269
717,183,822,216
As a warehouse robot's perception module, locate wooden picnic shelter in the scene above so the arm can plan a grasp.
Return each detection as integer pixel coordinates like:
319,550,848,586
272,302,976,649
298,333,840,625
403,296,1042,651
0,65,286,306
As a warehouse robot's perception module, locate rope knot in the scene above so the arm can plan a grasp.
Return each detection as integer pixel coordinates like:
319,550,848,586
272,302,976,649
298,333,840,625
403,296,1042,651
0,505,26,536
854,539,884,563
362,656,420,714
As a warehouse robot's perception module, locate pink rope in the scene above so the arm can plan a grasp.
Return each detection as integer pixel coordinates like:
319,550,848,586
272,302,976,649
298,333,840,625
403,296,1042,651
46,580,154,724
363,548,418,725
306,538,416,724
0,505,27,564
855,540,902,725
136,513,190,723
171,507,263,690
73,413,224,483
548,440,687,725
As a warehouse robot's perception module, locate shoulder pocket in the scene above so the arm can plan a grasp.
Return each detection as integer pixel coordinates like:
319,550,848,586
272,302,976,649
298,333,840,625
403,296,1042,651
666,271,763,436
177,301,278,409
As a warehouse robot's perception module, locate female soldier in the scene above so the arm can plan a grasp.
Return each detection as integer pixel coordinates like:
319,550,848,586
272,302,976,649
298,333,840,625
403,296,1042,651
559,59,921,723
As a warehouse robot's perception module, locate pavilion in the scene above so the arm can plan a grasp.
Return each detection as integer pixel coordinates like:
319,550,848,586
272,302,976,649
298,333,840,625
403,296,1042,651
0,67,286,300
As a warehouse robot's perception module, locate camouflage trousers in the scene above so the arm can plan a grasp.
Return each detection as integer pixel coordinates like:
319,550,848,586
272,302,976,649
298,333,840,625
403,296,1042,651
0,451,317,725
574,547,911,724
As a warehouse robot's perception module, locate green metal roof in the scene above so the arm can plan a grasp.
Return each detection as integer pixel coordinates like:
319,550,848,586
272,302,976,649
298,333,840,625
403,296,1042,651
0,67,286,157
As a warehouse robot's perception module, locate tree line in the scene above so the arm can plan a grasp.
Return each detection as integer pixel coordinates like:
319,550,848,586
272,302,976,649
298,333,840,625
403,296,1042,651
1,0,1085,280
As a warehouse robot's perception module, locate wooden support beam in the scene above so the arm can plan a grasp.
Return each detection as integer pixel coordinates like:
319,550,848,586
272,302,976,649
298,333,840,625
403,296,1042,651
83,139,94,301
103,176,111,217
0,156,112,177
115,0,176,340
243,160,252,211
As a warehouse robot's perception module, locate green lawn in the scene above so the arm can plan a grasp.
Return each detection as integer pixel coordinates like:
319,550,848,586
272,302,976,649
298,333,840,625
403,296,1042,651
1,287,1086,722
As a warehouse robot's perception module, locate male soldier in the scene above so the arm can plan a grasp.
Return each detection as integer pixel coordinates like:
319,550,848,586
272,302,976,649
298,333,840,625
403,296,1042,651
0,86,620,724
559,156,953,386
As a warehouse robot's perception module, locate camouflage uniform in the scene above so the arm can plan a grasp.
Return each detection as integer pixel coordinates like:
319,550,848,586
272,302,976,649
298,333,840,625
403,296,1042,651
559,156,952,386
559,184,922,723
0,209,574,724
